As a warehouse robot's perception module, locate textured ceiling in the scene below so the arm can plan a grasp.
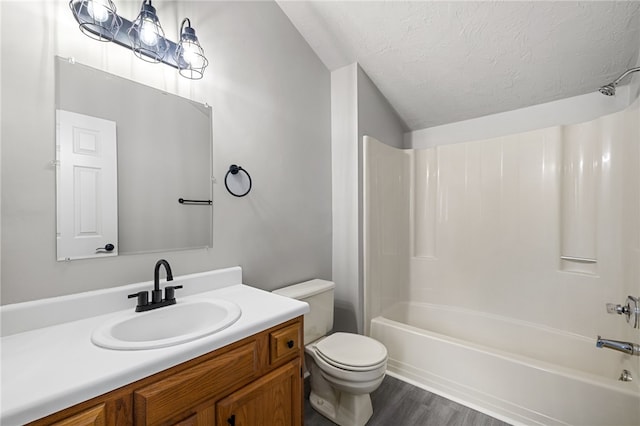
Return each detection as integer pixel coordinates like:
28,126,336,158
277,1,640,130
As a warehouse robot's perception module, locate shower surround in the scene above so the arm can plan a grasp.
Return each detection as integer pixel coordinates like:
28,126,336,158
363,100,640,425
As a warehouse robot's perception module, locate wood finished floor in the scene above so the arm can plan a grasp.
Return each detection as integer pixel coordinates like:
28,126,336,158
304,375,511,426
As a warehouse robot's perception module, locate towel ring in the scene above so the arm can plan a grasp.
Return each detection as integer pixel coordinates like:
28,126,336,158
224,164,252,197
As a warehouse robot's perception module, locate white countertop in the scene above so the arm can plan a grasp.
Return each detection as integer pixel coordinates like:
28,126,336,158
0,267,309,425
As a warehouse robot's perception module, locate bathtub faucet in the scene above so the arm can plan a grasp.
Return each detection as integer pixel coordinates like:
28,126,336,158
596,336,640,356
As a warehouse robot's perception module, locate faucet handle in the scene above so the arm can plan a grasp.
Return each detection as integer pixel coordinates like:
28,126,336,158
606,303,629,315
164,285,183,301
128,291,149,309
606,296,640,329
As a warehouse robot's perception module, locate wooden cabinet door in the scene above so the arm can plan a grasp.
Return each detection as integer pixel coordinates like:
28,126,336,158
170,406,215,426
216,359,301,426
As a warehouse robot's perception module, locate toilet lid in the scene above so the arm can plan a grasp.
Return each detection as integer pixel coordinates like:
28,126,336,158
315,333,387,368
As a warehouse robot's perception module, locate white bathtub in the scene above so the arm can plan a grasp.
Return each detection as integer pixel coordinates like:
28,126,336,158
370,302,640,426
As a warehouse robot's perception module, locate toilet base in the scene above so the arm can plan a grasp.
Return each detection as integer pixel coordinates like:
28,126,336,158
309,389,373,426
304,339,385,426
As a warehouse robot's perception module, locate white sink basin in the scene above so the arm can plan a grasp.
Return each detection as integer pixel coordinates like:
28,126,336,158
91,299,241,350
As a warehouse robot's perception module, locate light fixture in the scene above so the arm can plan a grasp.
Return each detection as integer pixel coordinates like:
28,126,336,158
176,18,209,80
69,0,208,79
69,0,122,41
128,0,169,63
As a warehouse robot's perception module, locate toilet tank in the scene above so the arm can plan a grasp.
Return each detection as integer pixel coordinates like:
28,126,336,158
273,279,335,345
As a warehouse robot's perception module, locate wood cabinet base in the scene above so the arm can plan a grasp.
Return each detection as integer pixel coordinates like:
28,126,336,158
30,317,303,426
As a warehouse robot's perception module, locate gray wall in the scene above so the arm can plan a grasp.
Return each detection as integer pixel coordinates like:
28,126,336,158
357,66,409,150
1,1,331,304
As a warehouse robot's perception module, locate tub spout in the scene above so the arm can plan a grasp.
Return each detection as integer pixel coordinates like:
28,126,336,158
596,336,640,356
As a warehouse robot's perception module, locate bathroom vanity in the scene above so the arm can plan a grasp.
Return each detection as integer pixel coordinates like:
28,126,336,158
1,267,308,425
31,317,302,425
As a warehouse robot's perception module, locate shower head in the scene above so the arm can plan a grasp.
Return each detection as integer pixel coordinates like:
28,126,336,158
599,66,640,96
599,84,616,96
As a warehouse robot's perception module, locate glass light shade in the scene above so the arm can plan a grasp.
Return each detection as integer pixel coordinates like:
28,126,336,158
87,0,109,22
128,0,169,63
139,17,160,46
176,20,209,80
69,0,122,42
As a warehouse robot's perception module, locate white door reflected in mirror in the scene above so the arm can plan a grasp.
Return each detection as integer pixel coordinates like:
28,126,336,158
56,109,118,260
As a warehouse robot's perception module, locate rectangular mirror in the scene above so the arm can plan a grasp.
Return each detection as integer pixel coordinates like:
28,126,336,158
55,57,213,260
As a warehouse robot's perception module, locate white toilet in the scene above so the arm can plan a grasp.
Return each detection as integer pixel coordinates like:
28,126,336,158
274,279,387,426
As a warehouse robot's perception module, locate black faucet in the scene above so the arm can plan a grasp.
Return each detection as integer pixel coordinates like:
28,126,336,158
128,259,183,312
153,259,173,303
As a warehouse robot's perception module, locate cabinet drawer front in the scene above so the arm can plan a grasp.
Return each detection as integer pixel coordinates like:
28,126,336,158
134,342,258,425
269,323,301,365
50,403,106,426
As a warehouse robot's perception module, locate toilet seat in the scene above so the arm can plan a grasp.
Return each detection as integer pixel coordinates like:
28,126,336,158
315,333,388,371
316,351,386,373
308,333,388,387
305,346,387,386
315,349,386,372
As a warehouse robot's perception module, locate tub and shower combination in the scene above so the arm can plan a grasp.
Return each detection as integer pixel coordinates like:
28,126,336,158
363,96,640,425
371,303,639,425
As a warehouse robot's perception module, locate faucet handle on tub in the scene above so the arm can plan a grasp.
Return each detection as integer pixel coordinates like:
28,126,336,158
606,296,640,329
164,285,183,302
